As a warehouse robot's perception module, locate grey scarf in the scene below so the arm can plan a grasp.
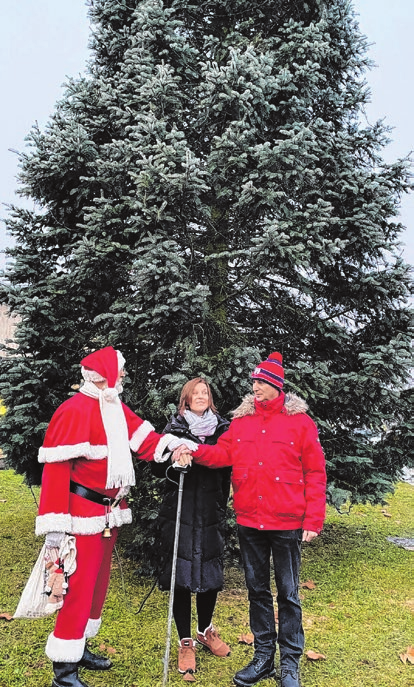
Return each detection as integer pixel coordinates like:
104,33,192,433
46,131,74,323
183,409,218,443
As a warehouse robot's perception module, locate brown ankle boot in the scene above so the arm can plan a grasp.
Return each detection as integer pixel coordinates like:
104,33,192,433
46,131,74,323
178,638,196,679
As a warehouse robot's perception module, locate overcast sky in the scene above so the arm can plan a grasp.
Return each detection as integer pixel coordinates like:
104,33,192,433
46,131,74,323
0,0,413,269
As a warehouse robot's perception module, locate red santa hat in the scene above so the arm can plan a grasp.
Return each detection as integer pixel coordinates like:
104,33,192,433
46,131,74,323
251,351,284,390
81,346,125,388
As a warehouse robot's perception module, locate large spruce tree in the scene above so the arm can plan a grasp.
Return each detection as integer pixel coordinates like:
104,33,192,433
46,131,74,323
1,0,412,515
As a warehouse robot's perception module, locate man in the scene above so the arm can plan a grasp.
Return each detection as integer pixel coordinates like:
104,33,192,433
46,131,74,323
174,352,326,687
36,346,196,687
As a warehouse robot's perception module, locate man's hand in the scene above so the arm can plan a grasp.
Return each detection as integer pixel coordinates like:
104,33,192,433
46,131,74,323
172,445,193,467
302,530,318,543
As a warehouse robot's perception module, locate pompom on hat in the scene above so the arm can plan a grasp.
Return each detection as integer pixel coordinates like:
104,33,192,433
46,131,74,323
251,351,284,390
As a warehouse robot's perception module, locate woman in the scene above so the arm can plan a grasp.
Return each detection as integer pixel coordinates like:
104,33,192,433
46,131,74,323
151,378,231,678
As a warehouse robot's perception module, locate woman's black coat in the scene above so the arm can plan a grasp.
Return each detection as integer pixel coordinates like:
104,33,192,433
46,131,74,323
151,412,231,593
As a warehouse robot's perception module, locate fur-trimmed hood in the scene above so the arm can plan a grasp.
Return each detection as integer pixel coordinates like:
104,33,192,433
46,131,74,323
231,393,308,419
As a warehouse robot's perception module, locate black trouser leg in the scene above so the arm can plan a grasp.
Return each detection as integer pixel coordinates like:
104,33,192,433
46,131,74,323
196,589,218,633
238,525,304,670
173,588,192,639
238,525,277,657
270,529,304,671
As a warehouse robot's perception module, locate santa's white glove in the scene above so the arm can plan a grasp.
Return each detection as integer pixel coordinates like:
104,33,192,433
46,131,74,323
167,437,198,452
45,532,65,549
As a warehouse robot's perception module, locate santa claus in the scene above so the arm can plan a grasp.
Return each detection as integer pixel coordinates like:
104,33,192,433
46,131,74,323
36,346,195,687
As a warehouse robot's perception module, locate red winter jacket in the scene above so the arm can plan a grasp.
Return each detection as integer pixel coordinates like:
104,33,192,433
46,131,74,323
193,392,326,533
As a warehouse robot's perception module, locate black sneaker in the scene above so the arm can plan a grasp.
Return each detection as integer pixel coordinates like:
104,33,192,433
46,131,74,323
233,654,275,686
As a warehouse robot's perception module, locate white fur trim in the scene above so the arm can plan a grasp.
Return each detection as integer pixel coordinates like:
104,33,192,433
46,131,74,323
154,434,175,462
85,617,102,638
130,420,155,452
45,633,85,662
71,507,132,534
36,508,132,536
38,443,107,464
35,513,72,536
116,350,126,370
231,393,308,419
284,393,308,415
81,366,105,382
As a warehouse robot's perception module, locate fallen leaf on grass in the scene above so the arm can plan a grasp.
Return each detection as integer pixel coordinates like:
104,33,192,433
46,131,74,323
399,646,414,665
98,643,116,654
0,613,13,621
238,633,254,645
300,580,316,590
306,650,326,660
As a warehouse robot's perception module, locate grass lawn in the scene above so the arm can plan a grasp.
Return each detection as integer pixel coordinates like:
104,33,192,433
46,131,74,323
0,469,412,687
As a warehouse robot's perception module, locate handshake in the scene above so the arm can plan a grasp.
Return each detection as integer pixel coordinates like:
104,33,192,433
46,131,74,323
172,445,194,467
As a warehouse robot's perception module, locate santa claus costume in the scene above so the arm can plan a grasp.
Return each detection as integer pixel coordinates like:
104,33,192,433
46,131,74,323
36,346,196,687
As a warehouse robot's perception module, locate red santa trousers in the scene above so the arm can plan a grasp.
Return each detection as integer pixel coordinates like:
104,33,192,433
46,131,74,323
45,529,118,662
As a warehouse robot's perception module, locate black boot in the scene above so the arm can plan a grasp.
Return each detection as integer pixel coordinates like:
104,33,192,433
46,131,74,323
79,646,112,670
51,662,91,687
280,668,300,687
233,654,275,686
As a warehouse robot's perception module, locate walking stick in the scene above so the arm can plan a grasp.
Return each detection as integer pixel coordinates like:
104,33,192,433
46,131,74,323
162,464,189,687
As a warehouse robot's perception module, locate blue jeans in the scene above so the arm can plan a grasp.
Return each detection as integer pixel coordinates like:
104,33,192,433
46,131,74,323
238,526,304,671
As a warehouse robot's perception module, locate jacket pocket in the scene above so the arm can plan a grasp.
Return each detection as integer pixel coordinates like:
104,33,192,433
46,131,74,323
231,467,252,516
272,470,306,517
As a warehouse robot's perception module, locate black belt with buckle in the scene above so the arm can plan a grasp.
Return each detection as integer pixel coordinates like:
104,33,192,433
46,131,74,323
70,481,115,506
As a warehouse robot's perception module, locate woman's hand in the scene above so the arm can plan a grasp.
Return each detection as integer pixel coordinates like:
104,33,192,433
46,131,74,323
172,445,193,466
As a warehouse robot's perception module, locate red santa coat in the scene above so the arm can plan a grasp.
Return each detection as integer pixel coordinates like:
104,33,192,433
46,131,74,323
36,392,170,536
193,392,327,534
